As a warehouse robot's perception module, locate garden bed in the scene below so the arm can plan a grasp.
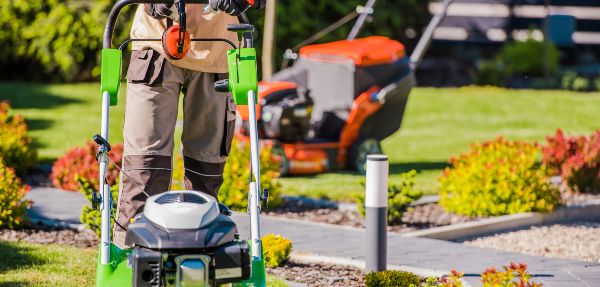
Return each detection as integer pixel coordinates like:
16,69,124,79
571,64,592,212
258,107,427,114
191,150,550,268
266,201,475,233
265,192,600,234
0,224,97,248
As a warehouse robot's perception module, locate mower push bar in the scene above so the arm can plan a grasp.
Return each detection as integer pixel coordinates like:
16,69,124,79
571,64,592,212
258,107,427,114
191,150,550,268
103,0,252,49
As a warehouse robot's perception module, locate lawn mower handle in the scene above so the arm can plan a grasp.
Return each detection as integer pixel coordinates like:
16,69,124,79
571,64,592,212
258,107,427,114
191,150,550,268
103,0,251,49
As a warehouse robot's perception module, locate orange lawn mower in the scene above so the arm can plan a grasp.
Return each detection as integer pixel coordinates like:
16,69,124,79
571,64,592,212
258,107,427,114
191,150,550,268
236,0,453,175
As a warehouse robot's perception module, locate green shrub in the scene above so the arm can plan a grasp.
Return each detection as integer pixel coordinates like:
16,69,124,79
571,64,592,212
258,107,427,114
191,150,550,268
475,58,506,86
261,234,292,268
502,37,559,77
355,170,423,224
0,101,37,174
219,141,282,211
572,76,590,92
561,71,577,90
0,158,30,229
595,76,600,91
79,176,119,237
365,270,422,287
439,137,560,217
476,34,559,85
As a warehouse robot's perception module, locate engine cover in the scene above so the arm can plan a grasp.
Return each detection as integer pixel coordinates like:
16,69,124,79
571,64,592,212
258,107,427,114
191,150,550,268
125,191,238,249
144,191,220,230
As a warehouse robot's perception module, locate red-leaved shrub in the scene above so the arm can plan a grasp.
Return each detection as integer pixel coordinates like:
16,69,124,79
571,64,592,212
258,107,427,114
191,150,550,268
542,129,600,193
51,142,123,191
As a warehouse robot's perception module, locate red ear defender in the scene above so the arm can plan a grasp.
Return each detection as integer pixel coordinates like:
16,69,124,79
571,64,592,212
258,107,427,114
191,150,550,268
162,25,191,60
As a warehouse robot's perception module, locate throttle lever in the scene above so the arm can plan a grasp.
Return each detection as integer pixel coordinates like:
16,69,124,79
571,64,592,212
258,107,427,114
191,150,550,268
93,134,111,152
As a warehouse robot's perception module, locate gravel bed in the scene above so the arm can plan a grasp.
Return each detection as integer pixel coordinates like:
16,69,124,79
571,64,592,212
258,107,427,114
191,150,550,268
268,261,364,287
0,225,97,248
464,222,600,263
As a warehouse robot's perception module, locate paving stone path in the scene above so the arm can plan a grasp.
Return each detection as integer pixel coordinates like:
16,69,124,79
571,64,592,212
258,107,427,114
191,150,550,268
25,187,600,287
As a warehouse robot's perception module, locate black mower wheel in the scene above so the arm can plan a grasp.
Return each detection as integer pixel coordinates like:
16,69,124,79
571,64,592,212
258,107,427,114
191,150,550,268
271,143,289,176
348,138,383,174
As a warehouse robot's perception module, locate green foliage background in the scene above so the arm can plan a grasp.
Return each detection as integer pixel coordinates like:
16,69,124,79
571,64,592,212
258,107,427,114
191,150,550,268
0,0,134,81
0,0,430,82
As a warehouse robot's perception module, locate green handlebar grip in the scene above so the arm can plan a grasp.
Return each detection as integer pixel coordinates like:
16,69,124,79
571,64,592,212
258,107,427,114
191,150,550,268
227,48,258,105
100,49,122,106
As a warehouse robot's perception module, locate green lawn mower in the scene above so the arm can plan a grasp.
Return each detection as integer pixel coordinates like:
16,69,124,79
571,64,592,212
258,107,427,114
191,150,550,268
94,0,266,286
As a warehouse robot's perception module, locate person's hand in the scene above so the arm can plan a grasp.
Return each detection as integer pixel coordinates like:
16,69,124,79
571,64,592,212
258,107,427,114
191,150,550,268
144,4,180,21
209,0,250,16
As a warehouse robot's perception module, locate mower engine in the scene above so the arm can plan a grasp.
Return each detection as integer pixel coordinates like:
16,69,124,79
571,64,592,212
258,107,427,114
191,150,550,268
260,85,313,143
125,191,251,287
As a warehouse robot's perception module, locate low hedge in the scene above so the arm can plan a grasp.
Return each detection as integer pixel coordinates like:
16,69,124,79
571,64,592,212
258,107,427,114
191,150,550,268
0,158,30,229
0,101,37,174
439,137,560,217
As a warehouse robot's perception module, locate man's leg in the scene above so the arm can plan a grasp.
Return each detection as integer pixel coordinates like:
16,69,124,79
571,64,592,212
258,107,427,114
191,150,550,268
113,50,184,248
181,72,236,199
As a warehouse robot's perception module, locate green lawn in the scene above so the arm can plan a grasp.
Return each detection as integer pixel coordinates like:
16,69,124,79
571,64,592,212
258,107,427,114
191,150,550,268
2,83,599,200
0,83,126,161
0,241,288,287
0,241,96,286
279,87,600,200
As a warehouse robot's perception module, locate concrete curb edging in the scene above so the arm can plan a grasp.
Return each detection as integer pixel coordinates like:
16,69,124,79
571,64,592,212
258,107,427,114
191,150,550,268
402,200,600,240
290,252,473,287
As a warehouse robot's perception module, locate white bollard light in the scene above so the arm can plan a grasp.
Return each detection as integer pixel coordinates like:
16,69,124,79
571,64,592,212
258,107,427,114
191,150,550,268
365,154,388,273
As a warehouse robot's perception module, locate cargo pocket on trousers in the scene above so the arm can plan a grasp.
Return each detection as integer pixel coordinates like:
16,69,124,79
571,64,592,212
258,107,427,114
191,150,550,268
126,49,165,86
221,95,237,157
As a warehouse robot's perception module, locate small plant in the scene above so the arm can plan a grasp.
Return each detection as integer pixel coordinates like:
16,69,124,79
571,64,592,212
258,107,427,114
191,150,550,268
0,158,30,229
261,234,292,268
411,263,541,287
78,176,119,236
594,76,600,91
0,101,37,174
219,140,282,211
365,270,422,287
411,270,464,287
439,137,560,217
481,262,542,287
355,170,423,224
542,129,600,193
51,141,123,191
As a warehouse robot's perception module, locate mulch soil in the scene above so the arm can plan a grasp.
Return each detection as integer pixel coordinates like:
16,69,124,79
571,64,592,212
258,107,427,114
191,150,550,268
268,261,364,287
0,224,98,248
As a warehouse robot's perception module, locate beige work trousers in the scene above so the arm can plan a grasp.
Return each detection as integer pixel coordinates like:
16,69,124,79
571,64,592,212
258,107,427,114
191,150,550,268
113,49,236,247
